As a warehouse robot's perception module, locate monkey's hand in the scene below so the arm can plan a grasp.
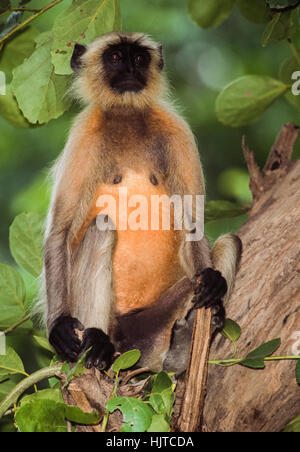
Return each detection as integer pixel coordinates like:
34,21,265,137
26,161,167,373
192,268,227,329
79,328,115,371
49,315,84,362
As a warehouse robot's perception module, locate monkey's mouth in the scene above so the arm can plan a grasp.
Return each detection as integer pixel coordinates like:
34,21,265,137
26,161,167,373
111,76,145,94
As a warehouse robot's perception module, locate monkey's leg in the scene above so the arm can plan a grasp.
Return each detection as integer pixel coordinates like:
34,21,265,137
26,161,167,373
114,277,193,372
50,218,116,369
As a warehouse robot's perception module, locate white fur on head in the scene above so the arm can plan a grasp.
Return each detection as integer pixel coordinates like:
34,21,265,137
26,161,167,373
71,31,168,110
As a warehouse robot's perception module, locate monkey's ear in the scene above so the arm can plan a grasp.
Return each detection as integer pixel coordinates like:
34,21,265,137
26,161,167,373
158,45,164,71
71,43,87,72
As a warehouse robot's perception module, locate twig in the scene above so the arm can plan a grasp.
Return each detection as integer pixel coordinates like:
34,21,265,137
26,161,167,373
0,364,62,418
0,0,63,47
121,367,151,386
9,8,40,13
3,314,31,335
176,308,212,432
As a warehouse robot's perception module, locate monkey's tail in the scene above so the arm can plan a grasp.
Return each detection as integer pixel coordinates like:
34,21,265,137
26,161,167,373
212,233,242,304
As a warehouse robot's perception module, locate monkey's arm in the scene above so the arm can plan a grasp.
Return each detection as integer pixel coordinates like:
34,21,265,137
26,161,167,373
44,107,114,362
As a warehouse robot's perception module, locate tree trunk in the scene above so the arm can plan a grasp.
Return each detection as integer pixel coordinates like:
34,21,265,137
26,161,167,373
202,123,300,432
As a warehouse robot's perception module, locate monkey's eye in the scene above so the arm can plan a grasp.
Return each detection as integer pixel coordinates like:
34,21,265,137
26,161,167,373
134,54,145,67
110,51,122,63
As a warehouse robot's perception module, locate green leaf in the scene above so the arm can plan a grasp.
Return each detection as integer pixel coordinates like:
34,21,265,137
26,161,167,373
188,0,235,29
0,346,25,380
147,413,170,432
151,371,173,394
296,359,300,385
245,338,281,360
160,388,175,417
283,414,300,432
149,393,165,414
0,83,31,128
0,27,38,80
65,406,100,425
267,0,300,9
0,378,15,402
20,388,64,407
0,263,26,329
216,75,288,127
33,336,55,354
261,11,294,47
112,349,140,373
63,350,88,388
240,338,281,369
9,212,44,278
107,397,153,433
205,215,248,245
15,399,68,432
11,32,71,124
205,200,248,223
237,0,271,23
222,318,241,342
239,358,265,369
51,0,122,75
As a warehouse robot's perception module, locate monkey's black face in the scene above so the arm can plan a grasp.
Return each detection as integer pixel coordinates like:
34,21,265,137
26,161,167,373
102,42,151,94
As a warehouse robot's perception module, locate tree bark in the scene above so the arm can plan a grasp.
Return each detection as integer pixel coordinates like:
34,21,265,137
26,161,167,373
202,123,300,432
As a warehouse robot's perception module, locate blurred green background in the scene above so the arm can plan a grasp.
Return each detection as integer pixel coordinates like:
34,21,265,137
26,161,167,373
1,0,300,266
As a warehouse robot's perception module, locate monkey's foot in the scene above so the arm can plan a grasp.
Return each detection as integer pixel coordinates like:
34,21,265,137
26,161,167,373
192,268,227,328
49,316,84,362
80,328,115,371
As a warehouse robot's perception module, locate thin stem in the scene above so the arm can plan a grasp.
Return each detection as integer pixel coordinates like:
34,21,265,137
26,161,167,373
208,356,300,366
101,371,119,432
3,314,31,335
0,363,62,418
288,39,300,67
9,8,40,13
0,0,64,47
264,356,300,361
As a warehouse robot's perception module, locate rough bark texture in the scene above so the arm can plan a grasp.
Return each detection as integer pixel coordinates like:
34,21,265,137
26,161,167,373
202,123,300,432
176,309,212,432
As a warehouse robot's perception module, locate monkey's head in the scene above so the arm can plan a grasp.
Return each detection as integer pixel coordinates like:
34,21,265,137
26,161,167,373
71,32,167,110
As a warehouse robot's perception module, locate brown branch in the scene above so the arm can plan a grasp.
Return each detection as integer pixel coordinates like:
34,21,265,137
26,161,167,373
175,308,212,431
203,123,300,432
242,136,265,203
242,123,299,206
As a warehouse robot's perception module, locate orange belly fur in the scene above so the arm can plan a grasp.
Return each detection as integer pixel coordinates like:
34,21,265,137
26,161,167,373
78,171,183,314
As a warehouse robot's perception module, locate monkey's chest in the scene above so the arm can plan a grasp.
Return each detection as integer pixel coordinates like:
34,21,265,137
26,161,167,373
94,171,183,314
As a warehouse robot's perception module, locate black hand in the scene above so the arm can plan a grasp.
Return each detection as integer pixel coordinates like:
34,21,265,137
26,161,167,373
80,328,115,371
192,268,227,328
49,315,84,362
192,268,227,309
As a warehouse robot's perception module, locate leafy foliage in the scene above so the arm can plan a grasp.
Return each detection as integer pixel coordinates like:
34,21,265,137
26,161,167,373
112,349,141,373
216,76,289,127
0,0,122,126
51,0,122,75
9,212,44,278
0,263,27,329
190,0,300,126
